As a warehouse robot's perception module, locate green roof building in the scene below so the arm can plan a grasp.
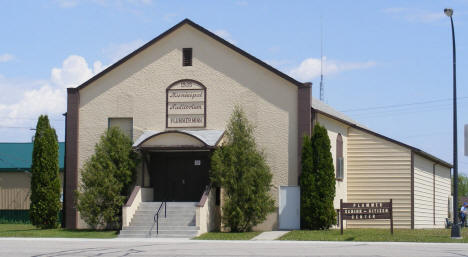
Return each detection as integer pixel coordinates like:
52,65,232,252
0,142,65,223
0,142,65,172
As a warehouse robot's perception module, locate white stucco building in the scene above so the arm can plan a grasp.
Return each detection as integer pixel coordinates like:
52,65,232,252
63,19,452,235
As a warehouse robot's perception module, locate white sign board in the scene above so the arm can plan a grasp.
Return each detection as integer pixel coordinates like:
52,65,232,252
167,80,206,128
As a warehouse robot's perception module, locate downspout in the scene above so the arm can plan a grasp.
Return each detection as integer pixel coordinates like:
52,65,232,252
411,150,414,229
433,163,436,226
62,113,67,228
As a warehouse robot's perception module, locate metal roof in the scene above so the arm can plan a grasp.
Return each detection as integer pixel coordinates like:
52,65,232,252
0,142,65,171
312,98,452,168
312,97,367,129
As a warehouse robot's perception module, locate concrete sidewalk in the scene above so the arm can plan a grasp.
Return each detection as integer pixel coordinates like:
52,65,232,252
251,231,290,240
2,237,468,257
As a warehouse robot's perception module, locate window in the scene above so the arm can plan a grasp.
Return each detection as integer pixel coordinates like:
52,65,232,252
108,118,133,140
182,48,192,66
336,133,344,180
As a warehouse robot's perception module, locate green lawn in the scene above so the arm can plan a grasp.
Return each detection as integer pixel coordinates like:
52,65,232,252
194,232,261,240
280,229,468,243
0,224,117,238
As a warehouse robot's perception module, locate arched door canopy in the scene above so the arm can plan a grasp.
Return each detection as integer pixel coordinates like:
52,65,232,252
133,130,224,149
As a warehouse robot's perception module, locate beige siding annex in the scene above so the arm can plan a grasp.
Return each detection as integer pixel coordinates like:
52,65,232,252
0,173,31,210
347,127,412,229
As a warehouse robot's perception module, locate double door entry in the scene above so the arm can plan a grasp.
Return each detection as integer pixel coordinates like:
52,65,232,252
151,152,210,202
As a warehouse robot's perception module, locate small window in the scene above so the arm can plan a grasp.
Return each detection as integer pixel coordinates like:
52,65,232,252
336,157,344,180
108,118,133,140
183,48,192,66
336,133,344,180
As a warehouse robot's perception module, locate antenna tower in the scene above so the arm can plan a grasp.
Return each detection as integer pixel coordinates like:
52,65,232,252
319,17,324,102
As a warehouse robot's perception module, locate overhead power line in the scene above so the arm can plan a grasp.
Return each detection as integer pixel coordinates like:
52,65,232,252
0,126,33,129
0,116,64,121
341,96,468,113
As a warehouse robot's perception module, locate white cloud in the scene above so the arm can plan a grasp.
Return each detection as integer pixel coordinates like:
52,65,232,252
0,53,15,63
0,55,100,128
103,39,145,63
55,0,153,8
268,46,280,54
383,8,445,23
93,60,105,74
0,85,66,126
130,0,153,5
289,57,376,81
235,0,248,6
55,0,78,8
163,13,178,22
51,55,95,88
214,29,237,44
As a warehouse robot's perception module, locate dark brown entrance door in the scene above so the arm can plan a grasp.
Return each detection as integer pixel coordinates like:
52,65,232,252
151,151,209,202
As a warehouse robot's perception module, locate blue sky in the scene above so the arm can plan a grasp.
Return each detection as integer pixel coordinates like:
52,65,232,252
0,0,467,173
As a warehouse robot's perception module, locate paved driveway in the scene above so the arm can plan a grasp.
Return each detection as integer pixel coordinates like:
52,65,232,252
1,238,468,257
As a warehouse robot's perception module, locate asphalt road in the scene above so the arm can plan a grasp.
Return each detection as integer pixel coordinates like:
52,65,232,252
1,238,468,257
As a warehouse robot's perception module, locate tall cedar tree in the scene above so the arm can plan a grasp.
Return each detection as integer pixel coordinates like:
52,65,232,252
300,123,336,229
30,115,61,228
211,106,275,232
76,127,137,229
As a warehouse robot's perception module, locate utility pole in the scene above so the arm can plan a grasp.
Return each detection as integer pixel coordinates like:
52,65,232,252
444,8,461,239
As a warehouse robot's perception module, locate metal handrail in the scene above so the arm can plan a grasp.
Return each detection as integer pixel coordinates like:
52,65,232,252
152,201,167,236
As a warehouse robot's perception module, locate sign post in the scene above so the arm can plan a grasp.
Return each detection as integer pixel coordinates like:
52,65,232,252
340,199,393,235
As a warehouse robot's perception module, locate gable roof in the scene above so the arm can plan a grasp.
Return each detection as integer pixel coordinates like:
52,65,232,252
312,97,367,129
74,18,307,91
312,99,452,168
0,142,65,171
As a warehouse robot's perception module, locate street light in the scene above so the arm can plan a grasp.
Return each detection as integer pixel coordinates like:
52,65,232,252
444,8,461,239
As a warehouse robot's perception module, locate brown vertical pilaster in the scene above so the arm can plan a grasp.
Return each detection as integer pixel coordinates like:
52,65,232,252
411,151,415,229
65,88,79,229
390,199,394,234
297,82,312,179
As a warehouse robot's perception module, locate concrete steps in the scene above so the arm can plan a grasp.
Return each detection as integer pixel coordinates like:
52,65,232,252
119,202,199,238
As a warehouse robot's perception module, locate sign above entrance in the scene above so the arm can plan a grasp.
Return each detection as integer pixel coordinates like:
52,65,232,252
167,80,206,128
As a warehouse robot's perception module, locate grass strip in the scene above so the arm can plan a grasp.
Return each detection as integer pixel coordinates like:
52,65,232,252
0,224,117,238
280,228,468,243
194,232,261,240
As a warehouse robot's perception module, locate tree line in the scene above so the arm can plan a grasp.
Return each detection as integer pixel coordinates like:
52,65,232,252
30,108,338,231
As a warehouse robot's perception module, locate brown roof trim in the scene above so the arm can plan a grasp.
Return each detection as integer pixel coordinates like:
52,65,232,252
74,18,305,91
313,108,453,169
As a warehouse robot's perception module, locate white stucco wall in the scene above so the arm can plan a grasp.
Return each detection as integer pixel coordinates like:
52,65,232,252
76,24,299,229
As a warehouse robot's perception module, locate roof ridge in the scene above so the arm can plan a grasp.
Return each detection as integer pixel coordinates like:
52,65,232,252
311,101,452,168
73,18,307,91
